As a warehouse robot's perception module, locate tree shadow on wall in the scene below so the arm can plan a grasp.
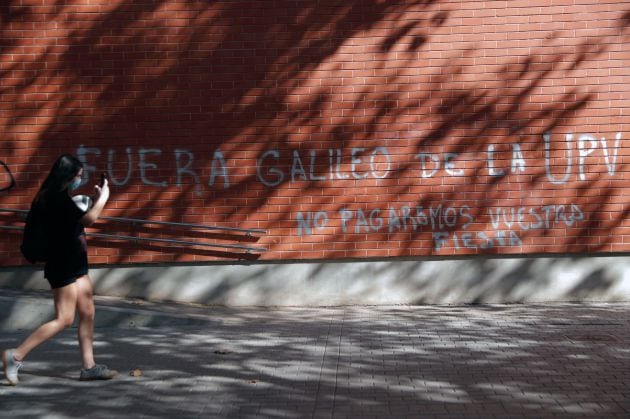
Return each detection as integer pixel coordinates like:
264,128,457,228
0,1,629,299
86,254,630,306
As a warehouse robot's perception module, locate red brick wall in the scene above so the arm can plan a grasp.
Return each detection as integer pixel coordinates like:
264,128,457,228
1,0,629,264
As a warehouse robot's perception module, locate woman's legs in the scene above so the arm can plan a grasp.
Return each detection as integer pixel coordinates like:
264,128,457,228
6,274,116,382
75,274,118,380
12,282,78,361
75,275,96,369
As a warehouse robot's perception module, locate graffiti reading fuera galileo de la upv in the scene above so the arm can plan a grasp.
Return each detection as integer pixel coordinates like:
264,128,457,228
73,131,621,250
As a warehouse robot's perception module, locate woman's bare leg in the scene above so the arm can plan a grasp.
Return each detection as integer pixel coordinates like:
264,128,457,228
75,275,96,369
12,283,78,361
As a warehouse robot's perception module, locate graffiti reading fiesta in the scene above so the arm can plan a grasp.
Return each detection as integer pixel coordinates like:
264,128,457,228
73,132,621,250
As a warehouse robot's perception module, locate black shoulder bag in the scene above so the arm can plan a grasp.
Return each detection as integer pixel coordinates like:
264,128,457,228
20,203,49,264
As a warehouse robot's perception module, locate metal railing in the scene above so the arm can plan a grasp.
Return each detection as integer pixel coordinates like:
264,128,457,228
0,207,266,254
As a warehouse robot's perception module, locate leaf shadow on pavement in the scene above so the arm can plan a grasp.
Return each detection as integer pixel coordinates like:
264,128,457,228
2,304,629,418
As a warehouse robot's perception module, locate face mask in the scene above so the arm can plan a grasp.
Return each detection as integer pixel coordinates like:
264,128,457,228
68,177,82,191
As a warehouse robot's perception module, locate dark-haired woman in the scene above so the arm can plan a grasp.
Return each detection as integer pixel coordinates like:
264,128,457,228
3,154,116,385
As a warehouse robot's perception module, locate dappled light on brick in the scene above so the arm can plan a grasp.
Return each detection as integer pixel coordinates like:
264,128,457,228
0,0,629,263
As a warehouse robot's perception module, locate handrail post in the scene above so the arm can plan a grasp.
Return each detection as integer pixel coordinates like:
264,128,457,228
131,221,138,246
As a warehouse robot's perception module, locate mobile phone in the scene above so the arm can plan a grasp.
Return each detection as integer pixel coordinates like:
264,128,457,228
99,172,108,187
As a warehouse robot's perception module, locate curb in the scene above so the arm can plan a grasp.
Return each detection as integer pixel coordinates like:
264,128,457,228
0,288,216,331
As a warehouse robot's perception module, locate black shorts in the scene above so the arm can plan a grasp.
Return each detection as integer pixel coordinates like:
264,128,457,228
44,260,88,289
44,234,89,289
44,259,89,289
45,272,86,289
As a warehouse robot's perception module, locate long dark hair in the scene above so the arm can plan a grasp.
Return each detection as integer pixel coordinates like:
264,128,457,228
34,154,83,206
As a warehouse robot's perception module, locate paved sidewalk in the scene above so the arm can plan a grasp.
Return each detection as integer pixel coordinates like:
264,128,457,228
1,290,629,418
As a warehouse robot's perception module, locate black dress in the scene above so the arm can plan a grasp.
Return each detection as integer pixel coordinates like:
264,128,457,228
42,191,88,289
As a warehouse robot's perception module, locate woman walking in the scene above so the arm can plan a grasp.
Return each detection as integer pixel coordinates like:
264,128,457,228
3,154,117,385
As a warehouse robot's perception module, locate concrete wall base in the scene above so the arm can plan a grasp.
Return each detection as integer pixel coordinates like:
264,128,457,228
1,256,629,306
